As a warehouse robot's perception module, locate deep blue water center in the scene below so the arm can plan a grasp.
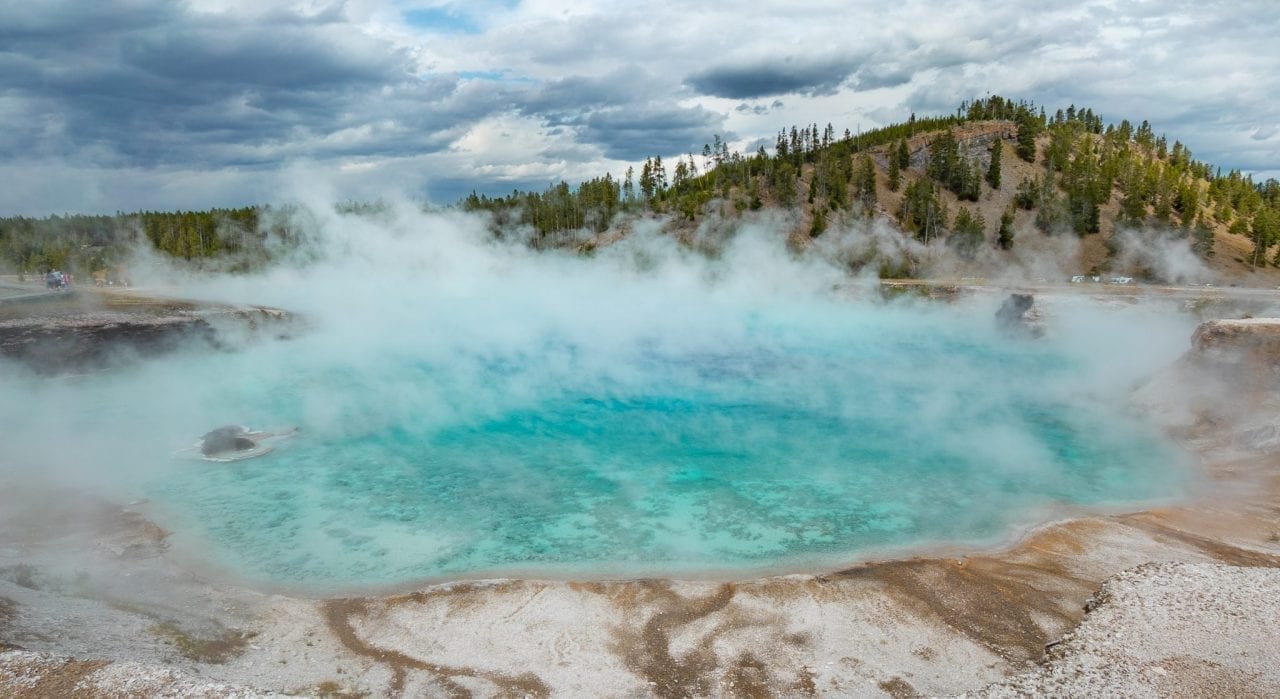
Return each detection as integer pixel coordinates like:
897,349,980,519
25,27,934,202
151,302,1188,591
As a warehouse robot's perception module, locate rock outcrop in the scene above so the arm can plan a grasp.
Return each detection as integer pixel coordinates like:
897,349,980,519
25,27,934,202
1134,317,1280,437
0,291,298,374
1189,318,1280,380
995,293,1045,338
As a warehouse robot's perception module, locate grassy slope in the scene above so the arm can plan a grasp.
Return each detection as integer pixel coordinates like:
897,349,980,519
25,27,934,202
670,120,1279,286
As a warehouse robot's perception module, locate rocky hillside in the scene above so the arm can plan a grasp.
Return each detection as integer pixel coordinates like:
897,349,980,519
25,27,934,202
5,97,1279,287
467,96,1280,286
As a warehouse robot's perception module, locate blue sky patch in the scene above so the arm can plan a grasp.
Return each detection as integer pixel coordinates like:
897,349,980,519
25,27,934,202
403,8,480,34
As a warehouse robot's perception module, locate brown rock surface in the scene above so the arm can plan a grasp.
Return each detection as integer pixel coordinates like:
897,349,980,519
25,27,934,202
0,288,297,374
1190,317,1280,374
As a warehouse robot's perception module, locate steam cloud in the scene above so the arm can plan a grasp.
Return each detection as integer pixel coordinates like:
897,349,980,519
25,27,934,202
0,196,1216,586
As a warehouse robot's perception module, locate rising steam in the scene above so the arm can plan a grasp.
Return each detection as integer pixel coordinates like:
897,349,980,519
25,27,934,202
0,195,1219,588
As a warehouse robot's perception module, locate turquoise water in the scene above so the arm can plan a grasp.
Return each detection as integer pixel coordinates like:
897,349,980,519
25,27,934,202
140,301,1191,592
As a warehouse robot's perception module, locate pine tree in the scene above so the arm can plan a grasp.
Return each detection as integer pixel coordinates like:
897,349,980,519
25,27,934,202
639,159,655,202
965,161,982,201
1014,177,1039,210
810,209,827,237
887,152,901,192
1084,198,1101,235
950,207,985,260
1119,186,1148,225
927,130,958,184
987,138,1003,189
1036,191,1071,235
1177,184,1199,228
1192,214,1215,259
896,139,910,170
1016,112,1039,162
997,206,1015,250
1251,206,1279,266
899,178,946,243
773,161,797,207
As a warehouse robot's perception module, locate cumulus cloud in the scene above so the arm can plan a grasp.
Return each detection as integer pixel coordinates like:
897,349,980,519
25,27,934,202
572,104,726,161
0,0,1276,215
686,56,860,99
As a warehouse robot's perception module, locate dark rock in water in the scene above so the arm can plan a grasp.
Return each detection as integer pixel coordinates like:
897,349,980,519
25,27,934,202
201,426,256,456
996,293,1044,338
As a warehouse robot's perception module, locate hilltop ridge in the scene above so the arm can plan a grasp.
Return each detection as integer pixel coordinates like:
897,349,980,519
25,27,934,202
466,96,1280,285
3,96,1279,286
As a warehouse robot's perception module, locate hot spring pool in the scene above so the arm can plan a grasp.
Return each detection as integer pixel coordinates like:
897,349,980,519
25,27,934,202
120,298,1193,593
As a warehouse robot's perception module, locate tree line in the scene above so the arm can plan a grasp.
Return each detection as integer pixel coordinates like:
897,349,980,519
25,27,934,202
460,92,1276,273
0,206,300,276
6,95,1280,276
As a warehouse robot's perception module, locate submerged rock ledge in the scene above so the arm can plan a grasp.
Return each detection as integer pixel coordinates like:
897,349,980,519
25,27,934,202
2,317,1279,697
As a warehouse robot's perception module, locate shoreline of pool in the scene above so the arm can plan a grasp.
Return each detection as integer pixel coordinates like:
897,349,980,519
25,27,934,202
4,311,1280,696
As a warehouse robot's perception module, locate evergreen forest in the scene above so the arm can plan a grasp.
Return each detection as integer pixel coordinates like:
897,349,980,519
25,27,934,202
4,96,1279,283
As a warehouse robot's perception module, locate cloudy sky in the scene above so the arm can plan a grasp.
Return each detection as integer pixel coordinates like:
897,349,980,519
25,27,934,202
1,0,1277,216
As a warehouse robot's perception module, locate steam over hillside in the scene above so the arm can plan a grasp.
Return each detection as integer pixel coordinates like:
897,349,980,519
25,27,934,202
3,96,1279,287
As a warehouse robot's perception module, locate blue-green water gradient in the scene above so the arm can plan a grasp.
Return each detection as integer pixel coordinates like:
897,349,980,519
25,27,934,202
142,302,1191,591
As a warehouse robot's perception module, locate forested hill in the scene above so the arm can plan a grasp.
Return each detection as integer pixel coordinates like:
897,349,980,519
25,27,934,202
463,95,1280,283
0,206,287,278
3,95,1279,284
